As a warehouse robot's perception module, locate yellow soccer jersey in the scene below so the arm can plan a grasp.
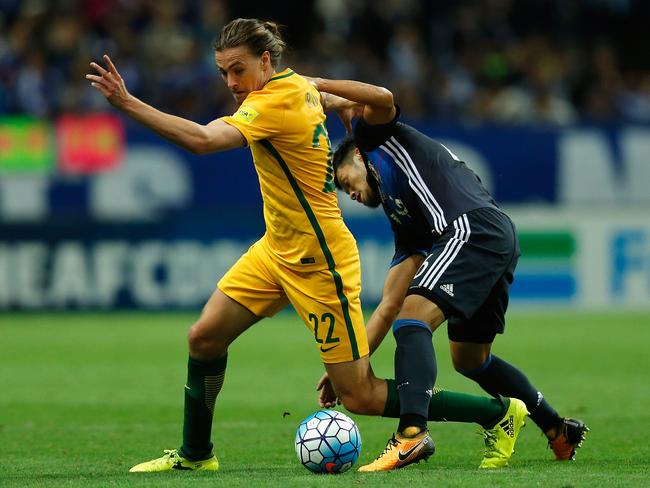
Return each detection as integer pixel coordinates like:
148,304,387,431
221,68,356,270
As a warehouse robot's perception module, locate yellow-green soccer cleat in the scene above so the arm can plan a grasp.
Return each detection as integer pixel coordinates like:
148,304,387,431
129,449,219,473
479,398,529,469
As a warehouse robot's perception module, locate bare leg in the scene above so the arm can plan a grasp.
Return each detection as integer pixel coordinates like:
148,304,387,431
325,356,386,416
188,288,261,359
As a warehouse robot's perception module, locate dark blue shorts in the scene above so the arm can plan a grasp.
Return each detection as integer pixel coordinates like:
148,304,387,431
406,207,520,343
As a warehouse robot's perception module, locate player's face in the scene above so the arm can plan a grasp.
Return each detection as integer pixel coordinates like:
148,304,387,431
215,46,272,104
336,150,382,208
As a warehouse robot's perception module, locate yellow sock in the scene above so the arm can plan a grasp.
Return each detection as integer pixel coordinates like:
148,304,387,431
401,426,423,438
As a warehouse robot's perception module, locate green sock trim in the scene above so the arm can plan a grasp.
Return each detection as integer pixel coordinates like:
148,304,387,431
186,355,227,410
180,354,228,460
428,389,509,428
382,378,509,428
483,395,510,429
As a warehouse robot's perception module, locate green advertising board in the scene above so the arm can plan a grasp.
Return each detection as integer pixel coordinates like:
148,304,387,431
0,117,54,172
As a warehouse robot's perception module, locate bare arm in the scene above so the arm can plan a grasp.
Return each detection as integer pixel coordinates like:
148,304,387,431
86,55,245,154
320,92,364,133
310,77,396,126
366,253,426,354
304,76,363,133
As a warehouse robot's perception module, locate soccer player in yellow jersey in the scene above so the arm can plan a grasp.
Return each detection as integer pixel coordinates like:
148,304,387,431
88,18,525,473
87,18,378,472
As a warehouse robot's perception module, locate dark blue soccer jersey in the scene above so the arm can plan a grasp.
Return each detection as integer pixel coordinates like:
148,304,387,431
354,109,498,266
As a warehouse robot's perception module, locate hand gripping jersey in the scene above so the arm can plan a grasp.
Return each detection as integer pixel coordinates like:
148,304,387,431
354,109,498,266
221,69,357,271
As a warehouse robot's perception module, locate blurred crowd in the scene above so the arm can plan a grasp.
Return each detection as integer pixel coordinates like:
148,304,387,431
1,0,650,124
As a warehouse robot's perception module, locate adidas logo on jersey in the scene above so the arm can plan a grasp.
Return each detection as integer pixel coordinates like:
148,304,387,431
440,283,454,296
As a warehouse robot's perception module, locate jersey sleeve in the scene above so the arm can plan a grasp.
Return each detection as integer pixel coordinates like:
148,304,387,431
353,105,401,152
220,92,285,145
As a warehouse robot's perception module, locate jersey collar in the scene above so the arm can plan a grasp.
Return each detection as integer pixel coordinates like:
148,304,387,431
267,68,295,83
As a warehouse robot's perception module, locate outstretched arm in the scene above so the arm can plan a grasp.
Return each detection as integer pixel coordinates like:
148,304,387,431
310,78,397,125
86,55,245,154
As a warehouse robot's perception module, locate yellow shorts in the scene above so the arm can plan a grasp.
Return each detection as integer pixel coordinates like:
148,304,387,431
218,237,369,364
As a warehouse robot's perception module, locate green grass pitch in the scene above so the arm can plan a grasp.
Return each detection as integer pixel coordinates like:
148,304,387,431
2,311,649,487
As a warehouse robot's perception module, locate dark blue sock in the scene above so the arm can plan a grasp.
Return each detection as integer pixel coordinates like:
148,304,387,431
393,319,436,433
458,354,561,432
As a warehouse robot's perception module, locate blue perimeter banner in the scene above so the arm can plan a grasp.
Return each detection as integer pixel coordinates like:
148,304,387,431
1,119,649,310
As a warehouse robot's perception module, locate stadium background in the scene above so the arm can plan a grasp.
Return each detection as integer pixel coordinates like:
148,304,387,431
2,1,650,486
1,0,649,311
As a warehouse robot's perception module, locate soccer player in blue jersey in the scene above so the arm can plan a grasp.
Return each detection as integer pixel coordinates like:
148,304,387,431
311,77,588,469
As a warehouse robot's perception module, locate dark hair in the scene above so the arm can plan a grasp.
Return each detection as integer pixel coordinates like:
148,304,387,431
332,135,359,189
214,18,286,68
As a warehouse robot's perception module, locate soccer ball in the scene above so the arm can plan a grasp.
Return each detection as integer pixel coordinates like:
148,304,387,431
295,409,362,474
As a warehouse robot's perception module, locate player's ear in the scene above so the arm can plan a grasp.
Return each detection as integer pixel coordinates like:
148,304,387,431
260,51,271,69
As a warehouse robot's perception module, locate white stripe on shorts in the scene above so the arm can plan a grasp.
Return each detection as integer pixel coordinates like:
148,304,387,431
419,214,471,290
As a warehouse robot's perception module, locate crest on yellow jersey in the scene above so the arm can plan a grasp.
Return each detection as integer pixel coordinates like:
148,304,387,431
305,92,319,108
233,105,260,124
